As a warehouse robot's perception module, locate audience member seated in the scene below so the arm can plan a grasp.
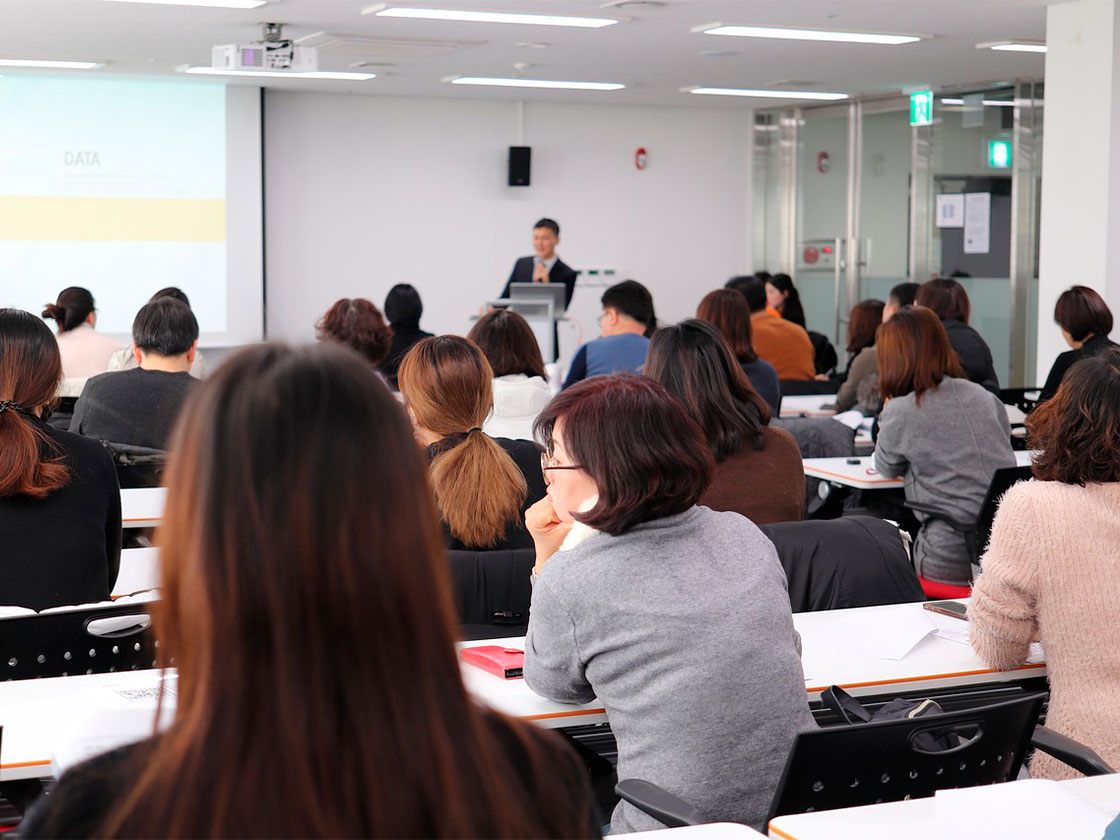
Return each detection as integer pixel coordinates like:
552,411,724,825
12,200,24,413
1039,285,1117,402
467,309,552,440
728,276,815,380
316,297,392,371
107,288,207,378
379,283,433,390
0,309,120,611
874,307,1015,588
646,320,804,524
970,351,1120,780
835,299,885,413
562,280,655,389
766,273,838,375
41,287,120,389
697,288,781,414
399,336,546,551
70,299,199,451
523,374,814,833
21,342,596,839
882,281,920,321
915,278,1001,395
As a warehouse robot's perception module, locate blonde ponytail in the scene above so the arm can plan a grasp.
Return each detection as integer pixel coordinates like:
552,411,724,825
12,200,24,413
430,430,527,548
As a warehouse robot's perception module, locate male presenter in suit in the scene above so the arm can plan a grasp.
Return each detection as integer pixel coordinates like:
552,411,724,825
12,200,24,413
500,217,578,308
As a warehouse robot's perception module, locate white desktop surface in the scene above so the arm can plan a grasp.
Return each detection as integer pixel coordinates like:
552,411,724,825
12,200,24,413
803,450,1034,490
113,548,160,597
767,773,1120,840
615,823,766,839
779,396,837,418
120,487,166,529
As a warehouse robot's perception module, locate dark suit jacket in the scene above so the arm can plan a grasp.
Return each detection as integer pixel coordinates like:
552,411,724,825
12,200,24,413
500,256,578,309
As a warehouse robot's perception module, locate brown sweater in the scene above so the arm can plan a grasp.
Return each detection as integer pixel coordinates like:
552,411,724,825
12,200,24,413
700,426,805,525
969,480,1120,779
750,313,816,380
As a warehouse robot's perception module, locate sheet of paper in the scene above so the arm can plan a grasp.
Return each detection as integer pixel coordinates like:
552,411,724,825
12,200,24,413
875,605,936,660
831,409,865,431
934,624,1045,663
936,779,1111,839
964,192,991,254
936,193,965,228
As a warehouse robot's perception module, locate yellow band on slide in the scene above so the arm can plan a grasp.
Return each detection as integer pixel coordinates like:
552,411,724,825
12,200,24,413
0,196,226,242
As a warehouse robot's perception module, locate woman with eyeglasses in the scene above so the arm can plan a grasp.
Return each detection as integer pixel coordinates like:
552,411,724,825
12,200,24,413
524,374,814,833
399,335,545,551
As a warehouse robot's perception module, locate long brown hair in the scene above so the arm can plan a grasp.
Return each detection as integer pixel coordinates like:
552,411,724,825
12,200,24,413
399,336,527,548
697,288,758,363
93,343,587,838
467,309,548,379
878,306,963,405
0,309,69,499
847,299,885,354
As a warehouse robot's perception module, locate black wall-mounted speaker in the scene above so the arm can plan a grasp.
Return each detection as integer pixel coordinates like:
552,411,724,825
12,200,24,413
508,146,531,186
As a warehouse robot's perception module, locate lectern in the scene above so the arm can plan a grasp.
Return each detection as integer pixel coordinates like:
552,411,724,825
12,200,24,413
488,282,567,362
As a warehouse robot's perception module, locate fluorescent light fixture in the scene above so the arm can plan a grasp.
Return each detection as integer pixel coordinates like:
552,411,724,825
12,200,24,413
366,5,617,28
0,59,103,69
696,23,920,46
687,86,847,101
449,77,623,91
184,67,375,80
97,0,267,7
940,98,1014,107
977,40,1046,53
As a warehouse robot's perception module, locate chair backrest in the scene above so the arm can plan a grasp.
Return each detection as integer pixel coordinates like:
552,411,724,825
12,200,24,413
0,602,160,680
778,378,841,396
447,549,535,636
768,693,1047,822
102,441,169,489
977,466,1034,555
760,517,925,612
771,418,855,517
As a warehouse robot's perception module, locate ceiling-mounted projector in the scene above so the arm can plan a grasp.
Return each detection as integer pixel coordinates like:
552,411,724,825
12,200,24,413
212,22,318,73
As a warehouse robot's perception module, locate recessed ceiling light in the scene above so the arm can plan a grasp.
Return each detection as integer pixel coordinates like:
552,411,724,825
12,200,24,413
940,98,1014,107
364,5,618,28
695,23,921,46
183,67,375,80
686,86,847,101
448,76,623,91
0,59,103,69
96,0,267,7
977,40,1046,53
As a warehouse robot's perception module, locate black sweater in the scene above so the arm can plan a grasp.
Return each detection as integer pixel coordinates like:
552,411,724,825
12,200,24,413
942,318,1001,396
1039,334,1119,402
21,711,600,838
0,419,120,609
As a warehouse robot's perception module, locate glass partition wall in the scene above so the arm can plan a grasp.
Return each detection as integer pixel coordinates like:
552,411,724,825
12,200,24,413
753,82,1043,386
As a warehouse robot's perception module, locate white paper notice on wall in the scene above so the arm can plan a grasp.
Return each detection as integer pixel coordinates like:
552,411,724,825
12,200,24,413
964,192,991,254
936,194,965,228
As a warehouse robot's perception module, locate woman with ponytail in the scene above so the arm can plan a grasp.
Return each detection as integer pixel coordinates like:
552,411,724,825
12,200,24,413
399,336,546,551
41,287,120,381
0,309,120,609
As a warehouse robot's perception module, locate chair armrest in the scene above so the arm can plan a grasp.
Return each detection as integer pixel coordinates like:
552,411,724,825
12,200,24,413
1031,725,1115,777
615,779,704,828
903,501,976,534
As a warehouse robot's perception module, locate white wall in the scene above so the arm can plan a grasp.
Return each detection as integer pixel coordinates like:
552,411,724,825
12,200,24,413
263,93,752,352
1038,0,1120,379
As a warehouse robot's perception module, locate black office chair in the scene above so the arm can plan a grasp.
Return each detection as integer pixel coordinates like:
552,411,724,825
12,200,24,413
102,441,168,489
904,465,1033,569
615,693,1114,829
0,602,160,681
447,549,535,641
760,517,924,612
778,378,841,397
46,396,79,431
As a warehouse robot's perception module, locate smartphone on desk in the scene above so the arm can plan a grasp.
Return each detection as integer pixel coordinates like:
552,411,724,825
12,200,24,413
923,600,968,621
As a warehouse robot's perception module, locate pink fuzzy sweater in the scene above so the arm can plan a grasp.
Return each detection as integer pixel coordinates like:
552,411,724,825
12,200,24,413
970,479,1120,779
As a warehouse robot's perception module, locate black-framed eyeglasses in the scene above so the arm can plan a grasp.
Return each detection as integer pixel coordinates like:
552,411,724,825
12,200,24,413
540,451,584,482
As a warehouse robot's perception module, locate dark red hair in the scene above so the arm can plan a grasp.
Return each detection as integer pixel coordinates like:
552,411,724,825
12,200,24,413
534,374,713,535
916,278,971,324
878,306,963,405
1054,286,1113,342
697,288,758,363
316,298,392,366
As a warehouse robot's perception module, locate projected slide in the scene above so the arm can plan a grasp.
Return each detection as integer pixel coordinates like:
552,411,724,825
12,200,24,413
0,76,227,334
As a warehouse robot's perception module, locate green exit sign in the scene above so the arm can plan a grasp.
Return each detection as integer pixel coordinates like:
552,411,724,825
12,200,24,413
910,91,934,126
988,138,1012,168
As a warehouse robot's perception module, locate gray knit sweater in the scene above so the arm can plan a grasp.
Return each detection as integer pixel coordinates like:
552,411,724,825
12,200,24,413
874,376,1015,585
523,506,815,833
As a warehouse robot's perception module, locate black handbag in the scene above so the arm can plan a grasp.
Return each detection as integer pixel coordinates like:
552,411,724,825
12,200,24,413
821,685,962,751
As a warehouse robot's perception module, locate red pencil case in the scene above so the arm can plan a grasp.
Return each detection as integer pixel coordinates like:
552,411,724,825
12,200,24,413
460,646,524,679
